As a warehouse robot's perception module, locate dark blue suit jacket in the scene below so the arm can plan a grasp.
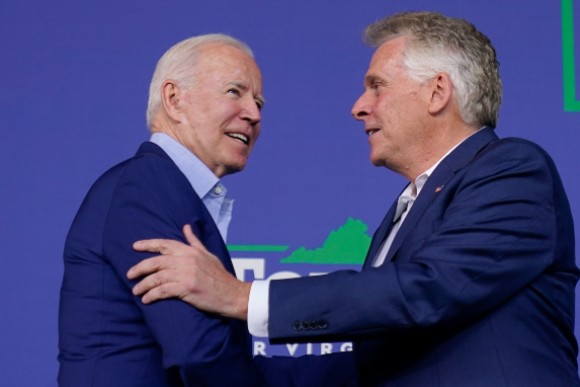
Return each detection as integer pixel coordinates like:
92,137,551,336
269,128,580,386
58,142,356,386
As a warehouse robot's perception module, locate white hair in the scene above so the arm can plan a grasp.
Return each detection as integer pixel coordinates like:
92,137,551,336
365,12,502,128
146,34,254,129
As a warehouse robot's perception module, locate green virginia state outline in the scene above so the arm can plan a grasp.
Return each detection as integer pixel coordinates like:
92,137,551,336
280,218,370,265
563,0,580,111
227,218,370,264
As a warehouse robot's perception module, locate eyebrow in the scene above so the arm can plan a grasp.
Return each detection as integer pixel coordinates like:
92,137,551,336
255,95,266,109
228,81,266,108
364,74,383,87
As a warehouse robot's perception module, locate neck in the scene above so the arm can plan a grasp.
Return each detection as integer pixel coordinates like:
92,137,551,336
404,123,478,181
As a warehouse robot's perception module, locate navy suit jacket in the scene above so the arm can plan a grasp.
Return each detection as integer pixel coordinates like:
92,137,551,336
58,142,356,386
269,128,580,386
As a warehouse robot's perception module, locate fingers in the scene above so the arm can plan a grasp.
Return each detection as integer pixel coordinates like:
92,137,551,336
127,226,223,308
128,259,189,303
131,268,165,297
132,225,204,253
132,225,203,255
127,256,163,280
139,282,181,304
133,239,175,254
133,237,197,257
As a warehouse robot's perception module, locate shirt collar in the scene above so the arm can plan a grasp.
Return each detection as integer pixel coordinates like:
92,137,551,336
149,132,219,200
411,128,484,198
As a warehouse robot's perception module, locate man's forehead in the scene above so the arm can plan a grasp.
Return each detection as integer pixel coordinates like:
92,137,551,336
196,47,260,79
197,44,257,70
365,40,406,76
372,36,407,60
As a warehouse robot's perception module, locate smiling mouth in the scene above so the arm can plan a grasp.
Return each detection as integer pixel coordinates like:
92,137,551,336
366,129,380,137
227,133,249,145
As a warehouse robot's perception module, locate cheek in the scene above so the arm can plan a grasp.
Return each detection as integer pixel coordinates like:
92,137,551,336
374,98,394,123
219,100,243,119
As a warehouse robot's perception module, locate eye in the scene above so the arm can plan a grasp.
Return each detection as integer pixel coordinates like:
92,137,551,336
366,77,386,93
227,88,241,97
255,99,264,111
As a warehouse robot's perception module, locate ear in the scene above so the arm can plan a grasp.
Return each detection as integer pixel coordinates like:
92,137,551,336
427,73,453,115
160,80,183,122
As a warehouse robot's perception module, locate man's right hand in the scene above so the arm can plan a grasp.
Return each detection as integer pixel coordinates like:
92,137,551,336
127,224,251,320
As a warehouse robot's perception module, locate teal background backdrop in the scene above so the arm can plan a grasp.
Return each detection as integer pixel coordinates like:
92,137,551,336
1,1,579,384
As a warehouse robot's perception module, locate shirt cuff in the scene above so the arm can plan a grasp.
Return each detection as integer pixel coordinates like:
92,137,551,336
248,279,270,338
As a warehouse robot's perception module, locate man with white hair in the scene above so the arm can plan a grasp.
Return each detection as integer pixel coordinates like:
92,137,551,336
58,34,354,386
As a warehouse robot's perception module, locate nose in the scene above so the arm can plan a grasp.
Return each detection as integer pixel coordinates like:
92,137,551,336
351,93,370,121
241,97,261,126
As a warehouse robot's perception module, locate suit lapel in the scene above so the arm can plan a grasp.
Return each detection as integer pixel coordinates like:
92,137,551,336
384,163,455,262
365,128,499,265
363,200,399,269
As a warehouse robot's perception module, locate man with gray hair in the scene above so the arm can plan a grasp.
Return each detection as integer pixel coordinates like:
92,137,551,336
58,34,354,386
129,12,580,386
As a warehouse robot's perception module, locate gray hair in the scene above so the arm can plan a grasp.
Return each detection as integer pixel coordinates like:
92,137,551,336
146,34,254,129
364,12,502,128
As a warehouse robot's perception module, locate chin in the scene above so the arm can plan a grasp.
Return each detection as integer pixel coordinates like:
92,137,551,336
369,155,383,167
223,163,247,176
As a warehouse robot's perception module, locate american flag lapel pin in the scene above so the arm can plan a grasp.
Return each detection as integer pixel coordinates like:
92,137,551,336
435,185,444,193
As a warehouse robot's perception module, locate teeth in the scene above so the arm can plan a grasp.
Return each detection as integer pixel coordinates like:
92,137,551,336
227,133,249,144
367,129,379,137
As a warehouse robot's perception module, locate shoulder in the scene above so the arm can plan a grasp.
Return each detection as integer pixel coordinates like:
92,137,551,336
470,136,558,179
86,143,199,211
480,136,554,165
98,143,186,189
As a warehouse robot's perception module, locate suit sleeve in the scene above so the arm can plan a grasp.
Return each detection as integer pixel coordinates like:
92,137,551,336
268,139,575,342
102,155,264,386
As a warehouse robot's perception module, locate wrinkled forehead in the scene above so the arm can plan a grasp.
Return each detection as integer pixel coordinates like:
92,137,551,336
196,44,262,86
197,43,255,67
367,37,407,74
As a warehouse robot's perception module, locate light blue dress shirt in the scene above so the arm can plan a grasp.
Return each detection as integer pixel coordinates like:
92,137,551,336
150,133,234,241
